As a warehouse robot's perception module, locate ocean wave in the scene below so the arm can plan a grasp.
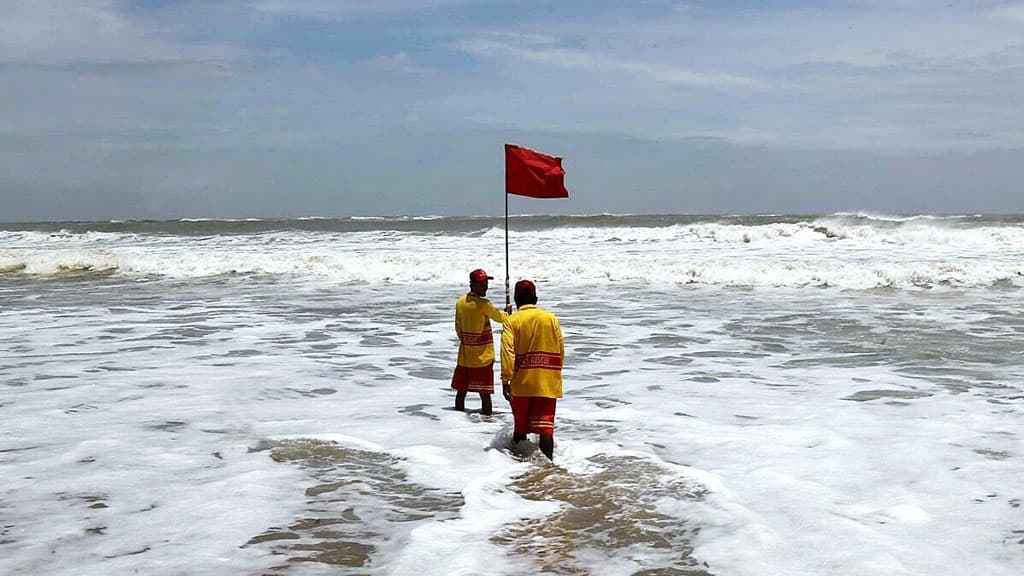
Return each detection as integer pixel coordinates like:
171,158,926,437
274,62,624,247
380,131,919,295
2,244,1021,290
178,217,266,223
2,215,1021,289
5,218,1023,248
830,211,970,223
5,213,1020,237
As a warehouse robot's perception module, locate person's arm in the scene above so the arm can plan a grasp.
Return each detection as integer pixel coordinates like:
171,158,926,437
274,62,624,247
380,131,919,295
483,299,509,324
500,318,515,401
555,316,564,364
454,302,462,343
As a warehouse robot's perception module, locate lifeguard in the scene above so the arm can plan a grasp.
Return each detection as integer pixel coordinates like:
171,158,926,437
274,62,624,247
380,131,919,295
451,268,511,415
501,279,564,461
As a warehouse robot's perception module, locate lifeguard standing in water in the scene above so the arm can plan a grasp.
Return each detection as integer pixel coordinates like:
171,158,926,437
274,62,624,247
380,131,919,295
501,279,564,461
452,269,511,415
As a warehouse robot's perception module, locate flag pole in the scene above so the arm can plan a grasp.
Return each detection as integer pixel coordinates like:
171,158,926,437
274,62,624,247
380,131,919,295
504,190,510,308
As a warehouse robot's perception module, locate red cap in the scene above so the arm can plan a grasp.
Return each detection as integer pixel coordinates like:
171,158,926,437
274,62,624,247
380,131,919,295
470,269,493,282
514,279,536,297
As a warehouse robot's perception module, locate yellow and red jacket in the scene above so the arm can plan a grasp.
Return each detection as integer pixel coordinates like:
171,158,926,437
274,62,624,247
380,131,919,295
455,293,508,368
500,304,564,398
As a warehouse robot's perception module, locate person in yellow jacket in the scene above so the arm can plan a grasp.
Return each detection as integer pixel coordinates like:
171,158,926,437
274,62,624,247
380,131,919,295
452,268,511,415
501,279,564,461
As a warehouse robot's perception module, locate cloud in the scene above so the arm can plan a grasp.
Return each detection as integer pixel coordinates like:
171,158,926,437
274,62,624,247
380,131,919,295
367,52,431,75
454,37,761,89
249,0,490,20
0,0,235,67
2,1,1024,221
724,3,1024,73
985,2,1024,22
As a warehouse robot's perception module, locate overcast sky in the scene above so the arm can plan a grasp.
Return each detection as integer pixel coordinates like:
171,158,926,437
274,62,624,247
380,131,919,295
2,0,1023,221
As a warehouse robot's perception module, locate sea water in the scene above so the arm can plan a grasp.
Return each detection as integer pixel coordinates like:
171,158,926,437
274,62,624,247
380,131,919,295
1,214,1022,575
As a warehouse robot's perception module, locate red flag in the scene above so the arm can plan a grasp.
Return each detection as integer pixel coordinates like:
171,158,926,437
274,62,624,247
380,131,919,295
505,144,569,199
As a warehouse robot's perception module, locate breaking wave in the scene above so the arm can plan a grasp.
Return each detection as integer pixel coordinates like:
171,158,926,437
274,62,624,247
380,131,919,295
2,215,1022,290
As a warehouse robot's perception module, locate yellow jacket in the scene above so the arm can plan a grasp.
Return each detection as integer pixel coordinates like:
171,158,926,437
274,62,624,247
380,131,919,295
500,305,564,398
455,294,508,367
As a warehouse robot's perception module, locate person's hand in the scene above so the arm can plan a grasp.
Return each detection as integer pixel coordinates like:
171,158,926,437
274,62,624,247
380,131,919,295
504,305,513,314
502,381,512,402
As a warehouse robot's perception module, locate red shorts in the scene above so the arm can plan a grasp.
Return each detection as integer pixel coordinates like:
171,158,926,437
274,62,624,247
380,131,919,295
510,396,557,437
450,364,494,394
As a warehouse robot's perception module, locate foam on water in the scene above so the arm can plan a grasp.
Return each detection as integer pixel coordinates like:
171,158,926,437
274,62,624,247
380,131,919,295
1,219,1023,575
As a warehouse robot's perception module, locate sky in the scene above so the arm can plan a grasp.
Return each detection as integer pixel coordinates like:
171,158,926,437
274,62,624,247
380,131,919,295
2,0,1023,221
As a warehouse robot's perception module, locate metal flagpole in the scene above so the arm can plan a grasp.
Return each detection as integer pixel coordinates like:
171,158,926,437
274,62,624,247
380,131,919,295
504,190,510,308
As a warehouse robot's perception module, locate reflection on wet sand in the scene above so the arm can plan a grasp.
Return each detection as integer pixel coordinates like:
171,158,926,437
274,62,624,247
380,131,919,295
495,454,711,575
249,439,463,573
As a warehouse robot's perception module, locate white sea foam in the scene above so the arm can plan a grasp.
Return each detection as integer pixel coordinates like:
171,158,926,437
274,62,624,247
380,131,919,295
1,273,1021,575
2,217,1023,573
2,219,1023,289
